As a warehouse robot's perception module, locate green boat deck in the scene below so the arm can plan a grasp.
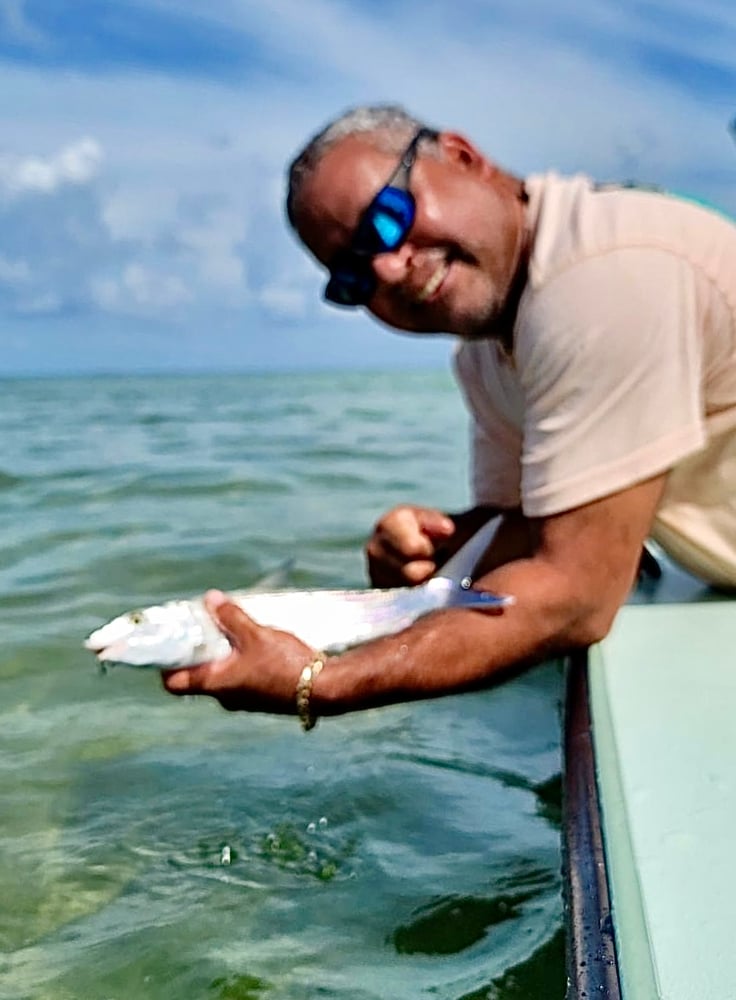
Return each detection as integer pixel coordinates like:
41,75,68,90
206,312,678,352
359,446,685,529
589,563,736,999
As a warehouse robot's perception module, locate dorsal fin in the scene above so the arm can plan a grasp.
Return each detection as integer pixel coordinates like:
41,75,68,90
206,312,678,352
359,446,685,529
434,514,503,587
246,559,296,593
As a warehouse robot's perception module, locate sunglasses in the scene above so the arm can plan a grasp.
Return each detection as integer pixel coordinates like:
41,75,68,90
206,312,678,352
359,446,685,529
324,127,440,307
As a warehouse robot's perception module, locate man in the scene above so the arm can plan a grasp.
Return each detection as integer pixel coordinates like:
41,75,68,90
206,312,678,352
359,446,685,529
163,104,736,725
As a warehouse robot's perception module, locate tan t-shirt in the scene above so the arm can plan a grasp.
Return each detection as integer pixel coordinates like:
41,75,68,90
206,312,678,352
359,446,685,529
454,173,736,587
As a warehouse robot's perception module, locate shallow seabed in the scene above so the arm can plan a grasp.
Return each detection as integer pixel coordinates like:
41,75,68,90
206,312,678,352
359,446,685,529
0,371,564,999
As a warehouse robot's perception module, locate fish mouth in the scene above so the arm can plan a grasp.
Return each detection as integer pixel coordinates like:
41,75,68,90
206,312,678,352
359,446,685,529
84,637,124,661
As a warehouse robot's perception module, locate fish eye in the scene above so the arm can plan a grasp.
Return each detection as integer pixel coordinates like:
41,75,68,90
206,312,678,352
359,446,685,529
128,611,144,624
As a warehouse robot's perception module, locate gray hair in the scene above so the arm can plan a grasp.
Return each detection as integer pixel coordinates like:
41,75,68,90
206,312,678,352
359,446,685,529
285,104,438,229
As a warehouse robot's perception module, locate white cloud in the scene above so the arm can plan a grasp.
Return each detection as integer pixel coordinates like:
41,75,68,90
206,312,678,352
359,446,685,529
0,254,30,285
0,138,103,198
174,202,248,295
257,284,309,320
0,0,733,373
14,290,63,315
91,263,193,314
0,127,256,321
123,263,191,309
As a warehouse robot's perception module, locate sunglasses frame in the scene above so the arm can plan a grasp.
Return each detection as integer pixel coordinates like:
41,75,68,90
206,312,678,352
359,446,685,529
324,127,440,307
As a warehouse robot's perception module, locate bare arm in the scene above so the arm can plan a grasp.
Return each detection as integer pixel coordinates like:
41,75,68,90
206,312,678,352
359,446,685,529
163,474,666,717
314,474,666,712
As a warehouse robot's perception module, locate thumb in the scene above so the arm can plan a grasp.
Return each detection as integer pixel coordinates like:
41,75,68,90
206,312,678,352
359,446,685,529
162,591,257,694
204,589,260,649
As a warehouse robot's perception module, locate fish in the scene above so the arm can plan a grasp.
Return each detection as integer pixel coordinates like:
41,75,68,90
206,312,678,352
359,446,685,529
84,515,513,668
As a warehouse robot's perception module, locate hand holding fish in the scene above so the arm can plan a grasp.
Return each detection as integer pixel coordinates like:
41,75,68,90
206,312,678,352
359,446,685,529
161,589,315,715
366,505,456,587
85,515,512,720
86,485,668,720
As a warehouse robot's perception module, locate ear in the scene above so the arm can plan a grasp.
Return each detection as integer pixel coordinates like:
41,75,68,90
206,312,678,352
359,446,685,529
436,132,490,174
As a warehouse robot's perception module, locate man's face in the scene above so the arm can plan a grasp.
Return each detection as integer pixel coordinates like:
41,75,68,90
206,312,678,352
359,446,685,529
294,132,523,339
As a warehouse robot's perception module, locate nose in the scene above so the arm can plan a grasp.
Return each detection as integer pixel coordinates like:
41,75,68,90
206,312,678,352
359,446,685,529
371,243,412,286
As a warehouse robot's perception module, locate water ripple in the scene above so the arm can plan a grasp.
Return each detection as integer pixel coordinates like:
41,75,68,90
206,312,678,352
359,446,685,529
0,372,564,1000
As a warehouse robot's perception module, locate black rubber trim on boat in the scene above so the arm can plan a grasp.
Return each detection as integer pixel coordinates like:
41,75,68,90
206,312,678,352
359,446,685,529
562,651,622,999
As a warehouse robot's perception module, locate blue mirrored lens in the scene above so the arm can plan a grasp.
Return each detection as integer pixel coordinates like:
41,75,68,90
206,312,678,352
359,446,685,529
325,259,375,306
372,210,405,249
324,185,415,306
356,186,415,253
374,186,414,227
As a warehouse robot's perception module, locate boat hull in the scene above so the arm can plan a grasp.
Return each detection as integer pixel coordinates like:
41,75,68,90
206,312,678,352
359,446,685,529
563,550,736,999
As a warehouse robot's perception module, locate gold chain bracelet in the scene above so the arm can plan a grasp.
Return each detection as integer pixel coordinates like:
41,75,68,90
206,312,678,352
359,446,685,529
295,652,326,731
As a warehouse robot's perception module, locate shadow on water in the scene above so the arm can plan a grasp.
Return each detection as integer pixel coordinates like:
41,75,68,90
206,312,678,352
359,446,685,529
209,973,273,999
203,927,566,1000
389,860,558,958
455,928,566,1000
391,889,539,956
386,753,563,835
532,773,562,829
1,373,567,1000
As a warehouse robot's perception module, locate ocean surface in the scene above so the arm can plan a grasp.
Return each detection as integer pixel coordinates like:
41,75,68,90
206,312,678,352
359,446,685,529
0,370,564,1000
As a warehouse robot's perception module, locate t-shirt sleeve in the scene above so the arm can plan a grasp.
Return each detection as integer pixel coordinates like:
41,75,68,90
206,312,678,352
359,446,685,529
515,246,706,516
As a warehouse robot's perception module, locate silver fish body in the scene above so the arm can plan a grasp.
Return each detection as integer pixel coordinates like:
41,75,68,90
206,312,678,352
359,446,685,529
84,516,513,668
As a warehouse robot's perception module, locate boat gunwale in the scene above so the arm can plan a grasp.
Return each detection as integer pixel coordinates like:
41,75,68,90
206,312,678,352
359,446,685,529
562,651,622,1000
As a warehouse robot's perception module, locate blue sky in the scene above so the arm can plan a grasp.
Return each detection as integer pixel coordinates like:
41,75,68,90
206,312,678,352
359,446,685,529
0,0,734,375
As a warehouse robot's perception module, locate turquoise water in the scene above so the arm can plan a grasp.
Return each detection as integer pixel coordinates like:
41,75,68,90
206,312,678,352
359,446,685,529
0,371,564,999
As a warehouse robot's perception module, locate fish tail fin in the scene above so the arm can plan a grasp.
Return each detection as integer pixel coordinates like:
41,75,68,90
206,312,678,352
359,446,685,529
422,576,516,611
446,583,515,610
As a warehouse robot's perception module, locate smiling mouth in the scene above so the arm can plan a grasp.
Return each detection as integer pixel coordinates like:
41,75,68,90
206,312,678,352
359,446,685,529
415,258,450,303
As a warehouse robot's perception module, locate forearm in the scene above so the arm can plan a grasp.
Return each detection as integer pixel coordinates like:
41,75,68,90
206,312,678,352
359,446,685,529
314,477,665,717
312,552,608,716
164,480,662,720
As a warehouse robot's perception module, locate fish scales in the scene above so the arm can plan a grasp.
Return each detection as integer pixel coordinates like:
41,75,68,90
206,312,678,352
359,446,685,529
227,577,471,651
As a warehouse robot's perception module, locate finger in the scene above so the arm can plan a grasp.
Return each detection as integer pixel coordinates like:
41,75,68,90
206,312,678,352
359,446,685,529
367,549,437,587
204,589,261,647
372,513,432,561
415,508,456,541
378,507,455,558
162,590,253,696
367,506,455,587
161,660,220,694
401,559,438,584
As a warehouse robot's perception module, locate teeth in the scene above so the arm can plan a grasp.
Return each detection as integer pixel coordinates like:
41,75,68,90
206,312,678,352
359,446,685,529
416,261,449,303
